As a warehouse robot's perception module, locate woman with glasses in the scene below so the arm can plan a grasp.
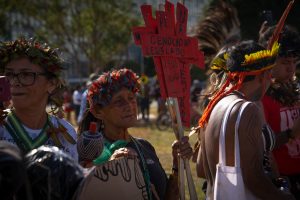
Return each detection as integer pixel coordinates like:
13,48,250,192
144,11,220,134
77,68,193,200
0,37,78,161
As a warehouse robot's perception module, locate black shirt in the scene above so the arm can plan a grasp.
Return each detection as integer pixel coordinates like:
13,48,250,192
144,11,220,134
127,137,168,200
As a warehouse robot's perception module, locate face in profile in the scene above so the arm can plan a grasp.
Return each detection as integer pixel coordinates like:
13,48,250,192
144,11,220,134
98,88,138,129
252,70,272,101
272,56,297,83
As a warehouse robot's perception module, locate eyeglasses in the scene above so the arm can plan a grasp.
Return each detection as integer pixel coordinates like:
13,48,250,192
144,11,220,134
4,71,47,86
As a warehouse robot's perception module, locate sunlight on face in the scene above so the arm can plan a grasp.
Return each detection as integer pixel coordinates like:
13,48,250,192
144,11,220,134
4,57,51,109
100,88,138,129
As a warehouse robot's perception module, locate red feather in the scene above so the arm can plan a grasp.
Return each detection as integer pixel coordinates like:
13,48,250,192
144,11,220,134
267,0,295,50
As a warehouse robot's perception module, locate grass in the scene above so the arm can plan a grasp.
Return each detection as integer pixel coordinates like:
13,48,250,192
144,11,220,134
129,124,205,200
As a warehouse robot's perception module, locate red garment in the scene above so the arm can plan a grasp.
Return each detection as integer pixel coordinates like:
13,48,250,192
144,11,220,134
63,91,73,112
262,95,300,175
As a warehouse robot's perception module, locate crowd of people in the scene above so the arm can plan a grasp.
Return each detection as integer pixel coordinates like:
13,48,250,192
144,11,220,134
0,38,193,200
0,12,300,200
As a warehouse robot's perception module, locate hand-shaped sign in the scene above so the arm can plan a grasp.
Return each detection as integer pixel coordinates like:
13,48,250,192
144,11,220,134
132,1,204,127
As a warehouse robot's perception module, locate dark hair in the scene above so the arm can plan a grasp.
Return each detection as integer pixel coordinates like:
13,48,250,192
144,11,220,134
227,40,266,72
77,110,102,134
0,141,31,200
259,25,300,57
226,40,267,82
24,146,84,200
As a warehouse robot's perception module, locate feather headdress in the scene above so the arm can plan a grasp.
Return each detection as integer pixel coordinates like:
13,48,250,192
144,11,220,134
194,0,240,67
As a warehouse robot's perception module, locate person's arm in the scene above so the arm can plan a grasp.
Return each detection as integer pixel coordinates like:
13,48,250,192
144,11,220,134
274,129,293,148
196,144,206,179
273,117,300,148
165,136,193,200
290,117,300,139
258,99,300,149
196,128,205,178
171,136,193,171
239,104,294,200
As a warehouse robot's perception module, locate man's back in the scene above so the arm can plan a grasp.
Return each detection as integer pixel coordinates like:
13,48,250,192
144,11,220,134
201,94,244,198
201,93,293,199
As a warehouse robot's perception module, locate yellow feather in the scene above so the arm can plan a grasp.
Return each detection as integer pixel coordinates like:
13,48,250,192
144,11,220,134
242,42,280,66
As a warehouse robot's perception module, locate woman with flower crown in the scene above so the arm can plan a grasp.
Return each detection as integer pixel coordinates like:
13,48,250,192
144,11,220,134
0,37,78,160
77,68,193,200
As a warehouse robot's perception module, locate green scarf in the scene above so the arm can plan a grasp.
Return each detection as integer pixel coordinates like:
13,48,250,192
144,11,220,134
4,111,50,153
93,139,128,165
92,137,152,200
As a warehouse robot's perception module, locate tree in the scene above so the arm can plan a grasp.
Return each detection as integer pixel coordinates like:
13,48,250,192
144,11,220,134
0,0,25,40
0,0,140,74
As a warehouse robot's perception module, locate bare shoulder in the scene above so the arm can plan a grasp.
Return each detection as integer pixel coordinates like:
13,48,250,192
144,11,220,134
239,102,262,126
238,102,263,142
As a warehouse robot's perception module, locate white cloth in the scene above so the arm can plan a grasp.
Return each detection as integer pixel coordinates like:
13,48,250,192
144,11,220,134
77,89,88,124
214,99,257,200
0,115,78,161
72,90,82,106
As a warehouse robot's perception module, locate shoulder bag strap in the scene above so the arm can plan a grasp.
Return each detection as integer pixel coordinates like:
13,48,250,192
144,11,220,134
234,101,251,167
219,99,244,165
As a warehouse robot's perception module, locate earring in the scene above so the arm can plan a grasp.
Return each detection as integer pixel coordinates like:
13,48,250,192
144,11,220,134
210,72,219,86
99,120,105,130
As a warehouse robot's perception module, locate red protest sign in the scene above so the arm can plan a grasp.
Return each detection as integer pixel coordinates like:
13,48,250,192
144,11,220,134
140,34,199,58
132,0,204,127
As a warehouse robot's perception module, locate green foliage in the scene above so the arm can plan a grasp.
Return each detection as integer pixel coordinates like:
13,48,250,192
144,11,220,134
0,0,140,73
191,66,207,81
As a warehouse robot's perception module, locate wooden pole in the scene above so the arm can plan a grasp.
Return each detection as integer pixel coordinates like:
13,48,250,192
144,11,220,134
167,98,185,200
167,98,198,200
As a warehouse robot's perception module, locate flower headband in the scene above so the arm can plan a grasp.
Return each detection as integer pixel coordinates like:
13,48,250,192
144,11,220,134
0,37,64,77
88,68,140,109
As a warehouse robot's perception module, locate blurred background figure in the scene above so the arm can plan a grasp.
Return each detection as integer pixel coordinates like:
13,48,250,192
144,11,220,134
190,79,202,126
77,73,99,125
72,85,82,124
190,79,202,104
140,82,150,122
63,87,74,122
